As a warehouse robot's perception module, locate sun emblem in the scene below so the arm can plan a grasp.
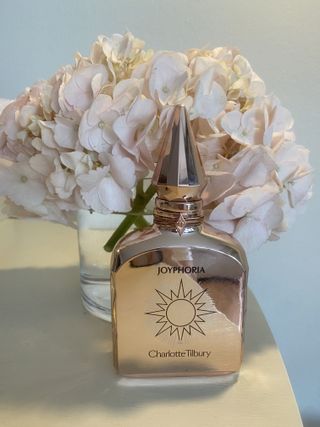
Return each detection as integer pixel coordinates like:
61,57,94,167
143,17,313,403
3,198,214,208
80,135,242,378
146,279,216,340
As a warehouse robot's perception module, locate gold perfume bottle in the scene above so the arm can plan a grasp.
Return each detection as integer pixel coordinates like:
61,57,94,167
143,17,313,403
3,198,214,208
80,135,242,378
111,106,248,381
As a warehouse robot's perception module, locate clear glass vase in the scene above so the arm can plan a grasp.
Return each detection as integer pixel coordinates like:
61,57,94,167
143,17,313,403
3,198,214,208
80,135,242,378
77,209,152,322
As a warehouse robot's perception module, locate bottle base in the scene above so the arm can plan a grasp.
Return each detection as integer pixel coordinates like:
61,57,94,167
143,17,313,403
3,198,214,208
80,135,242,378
116,372,239,387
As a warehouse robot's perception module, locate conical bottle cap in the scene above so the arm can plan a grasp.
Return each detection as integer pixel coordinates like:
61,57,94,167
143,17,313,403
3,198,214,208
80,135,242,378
152,105,206,200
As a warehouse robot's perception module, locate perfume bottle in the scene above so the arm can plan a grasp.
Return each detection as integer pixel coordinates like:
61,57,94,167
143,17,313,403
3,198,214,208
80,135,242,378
111,106,248,380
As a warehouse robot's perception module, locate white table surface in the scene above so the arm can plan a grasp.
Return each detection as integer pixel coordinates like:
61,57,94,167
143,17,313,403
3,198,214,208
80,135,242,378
0,219,303,427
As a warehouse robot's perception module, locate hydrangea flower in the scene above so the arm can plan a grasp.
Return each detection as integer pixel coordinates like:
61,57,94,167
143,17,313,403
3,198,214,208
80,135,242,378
0,32,313,251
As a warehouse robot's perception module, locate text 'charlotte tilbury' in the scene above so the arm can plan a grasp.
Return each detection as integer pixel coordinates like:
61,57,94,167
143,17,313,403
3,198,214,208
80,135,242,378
148,349,211,358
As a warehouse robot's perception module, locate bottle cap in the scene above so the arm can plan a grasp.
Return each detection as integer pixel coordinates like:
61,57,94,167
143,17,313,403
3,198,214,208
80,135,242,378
152,105,205,201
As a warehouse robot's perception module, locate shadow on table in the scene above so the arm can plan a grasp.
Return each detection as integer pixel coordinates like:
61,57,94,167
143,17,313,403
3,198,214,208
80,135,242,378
0,266,275,413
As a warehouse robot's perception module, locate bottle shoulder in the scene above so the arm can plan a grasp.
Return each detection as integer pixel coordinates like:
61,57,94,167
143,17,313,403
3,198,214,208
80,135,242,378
112,223,248,272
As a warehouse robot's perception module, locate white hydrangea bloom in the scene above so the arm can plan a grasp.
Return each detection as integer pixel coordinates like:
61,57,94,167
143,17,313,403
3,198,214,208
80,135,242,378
79,94,119,153
0,32,313,250
208,184,283,251
0,160,47,210
77,156,135,214
59,63,109,113
146,51,190,105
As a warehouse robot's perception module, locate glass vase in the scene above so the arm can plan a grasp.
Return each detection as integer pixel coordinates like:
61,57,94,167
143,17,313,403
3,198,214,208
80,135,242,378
77,209,152,322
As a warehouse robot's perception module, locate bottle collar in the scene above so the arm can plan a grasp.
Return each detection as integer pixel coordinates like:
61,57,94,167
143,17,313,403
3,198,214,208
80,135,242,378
153,197,203,235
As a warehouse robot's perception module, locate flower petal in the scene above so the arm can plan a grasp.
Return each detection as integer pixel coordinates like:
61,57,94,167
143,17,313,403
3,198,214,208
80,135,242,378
192,81,226,120
108,154,136,189
234,217,269,251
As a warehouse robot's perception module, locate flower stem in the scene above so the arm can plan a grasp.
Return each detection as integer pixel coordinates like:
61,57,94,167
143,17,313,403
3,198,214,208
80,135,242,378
134,215,151,229
103,182,156,252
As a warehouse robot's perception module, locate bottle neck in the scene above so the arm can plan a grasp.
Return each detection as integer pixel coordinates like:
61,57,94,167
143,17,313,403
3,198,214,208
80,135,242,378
153,197,204,234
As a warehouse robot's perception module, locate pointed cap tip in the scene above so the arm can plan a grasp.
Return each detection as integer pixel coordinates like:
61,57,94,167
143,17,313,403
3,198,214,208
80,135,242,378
152,105,206,200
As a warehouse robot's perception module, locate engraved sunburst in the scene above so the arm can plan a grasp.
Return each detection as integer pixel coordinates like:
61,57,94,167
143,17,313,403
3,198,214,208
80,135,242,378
145,279,216,340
